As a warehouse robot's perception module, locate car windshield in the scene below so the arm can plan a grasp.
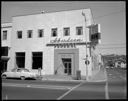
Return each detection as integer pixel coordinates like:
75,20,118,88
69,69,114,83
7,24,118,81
23,69,29,72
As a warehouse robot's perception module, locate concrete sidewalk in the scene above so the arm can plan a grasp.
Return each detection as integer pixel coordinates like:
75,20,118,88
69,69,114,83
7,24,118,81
39,66,107,82
88,67,107,82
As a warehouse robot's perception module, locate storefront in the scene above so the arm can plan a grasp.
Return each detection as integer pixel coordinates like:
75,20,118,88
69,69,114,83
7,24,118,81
2,8,101,78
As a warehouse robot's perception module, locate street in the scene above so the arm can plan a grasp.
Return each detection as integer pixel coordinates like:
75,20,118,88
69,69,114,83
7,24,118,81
2,68,126,100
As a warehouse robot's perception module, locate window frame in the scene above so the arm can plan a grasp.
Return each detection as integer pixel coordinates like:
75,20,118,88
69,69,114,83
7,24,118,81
51,28,57,37
27,30,33,38
32,52,43,70
3,30,7,40
63,27,70,36
38,29,44,38
17,31,22,39
76,26,83,35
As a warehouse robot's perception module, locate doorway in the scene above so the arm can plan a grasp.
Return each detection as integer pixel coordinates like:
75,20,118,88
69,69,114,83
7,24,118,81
62,58,72,75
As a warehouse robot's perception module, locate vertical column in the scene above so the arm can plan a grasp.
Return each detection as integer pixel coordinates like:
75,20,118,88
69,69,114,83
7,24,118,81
25,51,32,70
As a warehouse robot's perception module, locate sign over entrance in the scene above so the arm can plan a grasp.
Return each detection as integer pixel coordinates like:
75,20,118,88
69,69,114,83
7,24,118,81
50,37,83,43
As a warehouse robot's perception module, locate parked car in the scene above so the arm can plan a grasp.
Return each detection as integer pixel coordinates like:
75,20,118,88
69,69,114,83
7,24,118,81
1,68,38,80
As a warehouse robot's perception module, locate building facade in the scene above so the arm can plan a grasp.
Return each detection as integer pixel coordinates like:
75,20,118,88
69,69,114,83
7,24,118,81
1,23,12,73
1,9,101,78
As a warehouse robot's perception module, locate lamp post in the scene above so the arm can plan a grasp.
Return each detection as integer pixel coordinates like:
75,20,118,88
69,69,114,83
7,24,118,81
82,11,88,80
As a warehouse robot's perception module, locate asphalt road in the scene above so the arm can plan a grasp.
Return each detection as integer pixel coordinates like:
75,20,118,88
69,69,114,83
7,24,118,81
2,68,126,100
106,68,126,99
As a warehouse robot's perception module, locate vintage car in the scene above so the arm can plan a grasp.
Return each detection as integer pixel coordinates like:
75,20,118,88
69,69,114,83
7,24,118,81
1,68,38,80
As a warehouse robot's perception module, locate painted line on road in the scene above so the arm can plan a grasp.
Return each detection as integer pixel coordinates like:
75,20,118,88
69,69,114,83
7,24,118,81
5,94,8,100
57,81,85,100
2,83,72,90
105,81,109,99
105,69,109,99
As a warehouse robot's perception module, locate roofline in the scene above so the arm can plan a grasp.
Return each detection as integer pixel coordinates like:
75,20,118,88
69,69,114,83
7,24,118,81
12,8,91,18
1,23,12,28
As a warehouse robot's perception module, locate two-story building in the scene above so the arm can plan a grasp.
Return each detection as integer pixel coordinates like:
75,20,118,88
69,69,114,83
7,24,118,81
1,9,101,79
1,23,12,73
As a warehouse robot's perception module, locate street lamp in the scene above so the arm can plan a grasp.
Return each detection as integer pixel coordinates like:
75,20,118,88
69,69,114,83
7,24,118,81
82,11,88,80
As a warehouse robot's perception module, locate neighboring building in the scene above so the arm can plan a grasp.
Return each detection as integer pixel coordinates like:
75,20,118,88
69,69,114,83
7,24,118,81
1,9,101,79
115,60,126,68
1,23,12,73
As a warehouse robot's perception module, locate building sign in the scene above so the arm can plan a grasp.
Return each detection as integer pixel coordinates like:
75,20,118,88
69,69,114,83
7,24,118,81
88,24,101,44
50,37,83,43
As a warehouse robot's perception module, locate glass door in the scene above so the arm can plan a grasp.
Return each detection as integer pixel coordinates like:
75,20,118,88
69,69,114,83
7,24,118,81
62,58,72,75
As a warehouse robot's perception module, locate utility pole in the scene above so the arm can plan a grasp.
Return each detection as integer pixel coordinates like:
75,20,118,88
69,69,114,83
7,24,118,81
82,11,88,81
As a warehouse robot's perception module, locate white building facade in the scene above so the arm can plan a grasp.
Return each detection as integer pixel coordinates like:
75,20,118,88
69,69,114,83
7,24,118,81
1,9,101,78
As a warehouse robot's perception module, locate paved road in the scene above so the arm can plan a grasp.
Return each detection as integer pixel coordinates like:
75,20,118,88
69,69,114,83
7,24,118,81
106,68,126,99
2,68,126,100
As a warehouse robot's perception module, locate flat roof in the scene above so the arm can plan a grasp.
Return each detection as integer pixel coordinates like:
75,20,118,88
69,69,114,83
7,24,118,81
12,8,91,18
1,23,12,28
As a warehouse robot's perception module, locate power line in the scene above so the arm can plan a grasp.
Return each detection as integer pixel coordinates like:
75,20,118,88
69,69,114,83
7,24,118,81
94,10,125,20
98,43,126,46
97,47,126,49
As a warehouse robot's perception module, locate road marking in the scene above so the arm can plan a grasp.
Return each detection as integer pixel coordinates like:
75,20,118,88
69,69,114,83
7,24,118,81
105,69,109,99
57,81,85,100
105,81,109,99
5,94,8,100
2,83,72,90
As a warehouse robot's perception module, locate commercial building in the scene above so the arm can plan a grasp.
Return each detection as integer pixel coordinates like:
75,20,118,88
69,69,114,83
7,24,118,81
1,9,101,79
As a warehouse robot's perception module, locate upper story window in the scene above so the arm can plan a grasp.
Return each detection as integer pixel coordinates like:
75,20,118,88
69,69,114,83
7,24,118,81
51,28,57,37
38,29,44,38
76,26,83,35
63,27,70,36
17,31,22,39
27,30,33,38
3,30,7,40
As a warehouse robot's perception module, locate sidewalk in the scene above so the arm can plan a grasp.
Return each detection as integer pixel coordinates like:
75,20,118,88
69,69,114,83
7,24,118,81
39,66,107,82
88,67,107,82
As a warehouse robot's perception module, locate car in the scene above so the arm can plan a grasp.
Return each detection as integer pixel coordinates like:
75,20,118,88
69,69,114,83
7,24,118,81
1,68,39,80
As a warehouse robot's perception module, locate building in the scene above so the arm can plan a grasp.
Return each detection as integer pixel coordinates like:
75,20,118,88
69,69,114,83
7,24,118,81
1,23,12,73
1,9,101,79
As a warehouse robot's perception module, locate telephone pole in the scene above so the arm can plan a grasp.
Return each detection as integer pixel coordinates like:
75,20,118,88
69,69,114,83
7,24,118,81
82,11,88,81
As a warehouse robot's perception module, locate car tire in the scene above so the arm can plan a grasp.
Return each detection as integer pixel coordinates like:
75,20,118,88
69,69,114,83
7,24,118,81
2,75,7,79
20,76,25,80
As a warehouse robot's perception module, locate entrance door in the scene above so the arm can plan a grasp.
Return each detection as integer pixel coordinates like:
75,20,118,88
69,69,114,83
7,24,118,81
62,58,72,75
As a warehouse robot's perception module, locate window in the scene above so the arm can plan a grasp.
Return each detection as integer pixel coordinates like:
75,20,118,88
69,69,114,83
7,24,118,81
2,47,8,56
38,29,44,37
64,27,70,36
76,26,83,35
32,52,43,69
17,31,22,39
3,30,7,40
27,30,33,38
16,52,25,68
51,28,57,37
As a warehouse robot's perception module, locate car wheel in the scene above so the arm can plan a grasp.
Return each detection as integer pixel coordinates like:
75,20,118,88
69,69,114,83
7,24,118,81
20,76,25,80
2,75,7,79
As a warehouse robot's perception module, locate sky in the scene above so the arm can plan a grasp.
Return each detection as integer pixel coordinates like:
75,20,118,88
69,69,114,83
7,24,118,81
1,1,126,55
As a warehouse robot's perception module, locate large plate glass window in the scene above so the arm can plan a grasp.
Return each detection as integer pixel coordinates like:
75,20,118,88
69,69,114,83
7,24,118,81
32,52,43,69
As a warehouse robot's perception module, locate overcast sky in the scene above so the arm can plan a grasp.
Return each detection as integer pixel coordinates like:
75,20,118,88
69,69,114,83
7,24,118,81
1,1,126,55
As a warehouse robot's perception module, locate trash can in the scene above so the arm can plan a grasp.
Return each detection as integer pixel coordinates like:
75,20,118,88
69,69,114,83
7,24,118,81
76,70,81,80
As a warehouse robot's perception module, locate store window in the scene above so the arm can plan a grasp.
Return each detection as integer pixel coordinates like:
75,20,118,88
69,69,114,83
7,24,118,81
27,30,33,38
17,31,22,39
51,28,57,37
3,30,7,40
38,29,44,38
76,26,83,35
16,52,25,68
32,52,43,69
64,27,70,36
